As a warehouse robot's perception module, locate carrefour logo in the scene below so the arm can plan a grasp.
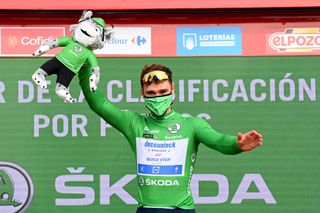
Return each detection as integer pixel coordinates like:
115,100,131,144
269,28,320,52
107,35,147,46
0,162,34,213
95,27,151,55
131,36,147,46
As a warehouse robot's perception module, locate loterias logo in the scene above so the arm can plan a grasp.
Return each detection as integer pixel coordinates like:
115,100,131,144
0,27,65,56
0,162,34,213
269,28,320,52
176,26,242,56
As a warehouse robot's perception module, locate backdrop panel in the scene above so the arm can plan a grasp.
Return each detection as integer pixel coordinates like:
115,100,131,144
0,56,319,212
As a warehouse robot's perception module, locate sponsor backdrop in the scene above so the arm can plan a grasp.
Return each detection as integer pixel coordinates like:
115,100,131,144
2,22,320,57
0,56,319,212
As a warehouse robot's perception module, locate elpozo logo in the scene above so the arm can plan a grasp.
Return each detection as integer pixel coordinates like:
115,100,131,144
0,162,34,213
269,28,320,52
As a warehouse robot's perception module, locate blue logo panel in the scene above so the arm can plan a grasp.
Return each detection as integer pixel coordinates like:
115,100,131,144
138,164,182,175
176,26,242,55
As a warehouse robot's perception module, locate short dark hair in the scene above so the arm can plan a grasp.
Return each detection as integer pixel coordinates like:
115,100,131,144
140,64,173,87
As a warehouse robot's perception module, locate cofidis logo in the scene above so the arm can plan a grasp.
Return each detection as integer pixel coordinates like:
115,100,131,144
176,26,242,56
0,27,65,56
269,28,320,52
0,162,34,213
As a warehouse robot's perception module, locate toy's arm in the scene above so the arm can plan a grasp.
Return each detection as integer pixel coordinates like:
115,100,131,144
89,66,100,92
86,53,100,92
32,38,59,57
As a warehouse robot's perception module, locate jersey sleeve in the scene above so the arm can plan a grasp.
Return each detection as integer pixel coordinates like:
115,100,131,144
57,36,73,47
192,117,242,154
78,65,138,140
86,52,98,68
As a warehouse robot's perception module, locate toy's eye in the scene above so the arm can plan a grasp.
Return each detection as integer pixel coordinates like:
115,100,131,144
96,27,102,34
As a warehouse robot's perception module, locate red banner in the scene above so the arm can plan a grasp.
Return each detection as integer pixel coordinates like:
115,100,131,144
1,0,320,10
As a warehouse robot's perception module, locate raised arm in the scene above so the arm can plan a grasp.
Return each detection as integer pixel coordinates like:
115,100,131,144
78,66,135,136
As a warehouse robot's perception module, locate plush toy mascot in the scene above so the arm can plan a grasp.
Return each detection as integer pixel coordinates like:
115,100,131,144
32,11,114,102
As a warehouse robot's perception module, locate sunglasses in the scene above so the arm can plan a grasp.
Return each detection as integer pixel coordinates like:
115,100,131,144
143,71,169,83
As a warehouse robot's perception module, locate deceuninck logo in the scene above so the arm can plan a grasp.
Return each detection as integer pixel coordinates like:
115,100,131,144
0,162,34,213
268,28,320,52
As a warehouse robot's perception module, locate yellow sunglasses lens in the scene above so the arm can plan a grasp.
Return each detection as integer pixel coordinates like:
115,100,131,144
143,71,168,83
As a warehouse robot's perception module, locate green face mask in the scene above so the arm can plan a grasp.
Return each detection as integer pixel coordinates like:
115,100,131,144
144,94,172,116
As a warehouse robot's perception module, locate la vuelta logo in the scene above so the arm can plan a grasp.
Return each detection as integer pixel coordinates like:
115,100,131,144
268,28,320,52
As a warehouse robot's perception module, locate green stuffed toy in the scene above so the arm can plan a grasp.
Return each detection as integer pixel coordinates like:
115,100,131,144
32,11,114,102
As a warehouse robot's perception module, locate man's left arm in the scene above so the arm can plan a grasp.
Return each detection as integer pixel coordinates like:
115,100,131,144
193,118,263,154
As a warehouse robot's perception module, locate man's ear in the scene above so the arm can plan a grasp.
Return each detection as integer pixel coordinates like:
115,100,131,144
171,82,175,94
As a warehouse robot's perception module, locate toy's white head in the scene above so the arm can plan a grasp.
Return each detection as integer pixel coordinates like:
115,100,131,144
70,12,114,50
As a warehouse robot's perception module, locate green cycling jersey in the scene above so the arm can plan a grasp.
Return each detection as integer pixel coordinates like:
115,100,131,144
78,67,242,209
55,36,98,74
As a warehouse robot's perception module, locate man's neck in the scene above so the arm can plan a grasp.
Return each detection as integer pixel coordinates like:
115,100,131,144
165,107,172,115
